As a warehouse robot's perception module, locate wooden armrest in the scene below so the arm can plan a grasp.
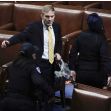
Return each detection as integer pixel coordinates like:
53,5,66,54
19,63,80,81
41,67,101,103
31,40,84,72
0,23,14,30
62,30,81,62
0,30,19,35
107,39,111,43
2,61,13,68
62,30,81,42
84,2,101,10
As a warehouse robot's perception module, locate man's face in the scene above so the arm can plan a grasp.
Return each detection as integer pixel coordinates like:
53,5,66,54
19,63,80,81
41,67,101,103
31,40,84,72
41,10,55,26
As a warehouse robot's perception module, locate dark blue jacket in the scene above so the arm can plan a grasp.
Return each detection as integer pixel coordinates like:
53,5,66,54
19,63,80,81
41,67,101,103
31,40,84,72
8,21,62,59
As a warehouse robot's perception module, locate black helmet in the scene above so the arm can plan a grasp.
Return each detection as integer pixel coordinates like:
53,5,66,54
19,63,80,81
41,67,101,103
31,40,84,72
20,42,39,58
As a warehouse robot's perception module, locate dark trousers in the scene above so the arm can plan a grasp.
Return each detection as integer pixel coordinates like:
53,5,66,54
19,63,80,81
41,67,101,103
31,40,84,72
0,96,36,111
37,59,55,111
37,93,54,111
39,59,55,87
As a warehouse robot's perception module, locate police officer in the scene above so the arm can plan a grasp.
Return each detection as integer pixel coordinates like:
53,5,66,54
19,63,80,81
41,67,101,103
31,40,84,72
0,42,53,111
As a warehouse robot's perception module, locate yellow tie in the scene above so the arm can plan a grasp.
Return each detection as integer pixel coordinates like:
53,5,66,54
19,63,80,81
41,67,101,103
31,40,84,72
48,26,54,64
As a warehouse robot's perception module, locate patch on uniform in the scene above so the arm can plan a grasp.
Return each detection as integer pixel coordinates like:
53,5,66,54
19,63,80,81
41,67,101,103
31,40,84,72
36,67,41,74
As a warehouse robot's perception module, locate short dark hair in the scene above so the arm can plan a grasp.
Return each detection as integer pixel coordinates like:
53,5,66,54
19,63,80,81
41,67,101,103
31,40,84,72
87,13,104,33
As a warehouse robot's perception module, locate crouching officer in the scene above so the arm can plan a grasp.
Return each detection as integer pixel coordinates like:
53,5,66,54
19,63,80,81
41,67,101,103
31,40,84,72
0,42,53,111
